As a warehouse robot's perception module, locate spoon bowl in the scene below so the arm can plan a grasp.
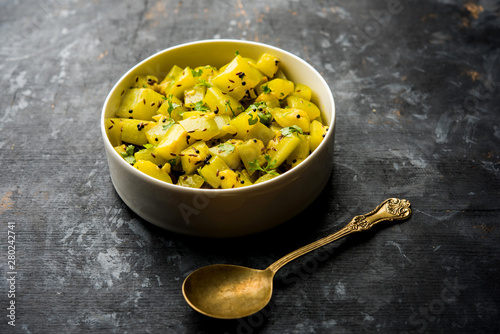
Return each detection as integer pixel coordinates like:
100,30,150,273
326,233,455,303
183,265,275,319
182,198,412,319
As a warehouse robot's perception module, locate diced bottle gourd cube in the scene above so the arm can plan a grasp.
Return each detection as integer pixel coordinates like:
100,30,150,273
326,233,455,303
211,55,264,101
145,116,175,145
244,121,275,146
208,140,242,170
179,114,220,141
254,173,279,184
180,141,210,174
286,96,321,120
155,123,193,160
116,88,164,121
219,169,244,189
310,120,329,152
134,146,168,166
133,75,159,91
286,134,311,167
177,174,205,188
212,115,234,139
165,67,197,99
120,119,156,146
203,86,243,116
158,65,183,95
198,155,230,189
256,78,294,100
266,132,301,168
255,53,280,78
184,86,206,108
270,107,310,132
105,118,123,147
229,109,258,140
236,169,254,185
239,139,266,175
254,93,281,107
114,144,127,156
290,83,312,101
134,160,173,183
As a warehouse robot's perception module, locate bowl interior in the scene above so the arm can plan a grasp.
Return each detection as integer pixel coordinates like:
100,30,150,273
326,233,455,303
103,40,334,138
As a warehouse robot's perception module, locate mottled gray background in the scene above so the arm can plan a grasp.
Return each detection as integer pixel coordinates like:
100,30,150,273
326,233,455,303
1,0,499,333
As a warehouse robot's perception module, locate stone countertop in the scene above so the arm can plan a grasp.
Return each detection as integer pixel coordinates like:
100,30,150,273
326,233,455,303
1,0,499,333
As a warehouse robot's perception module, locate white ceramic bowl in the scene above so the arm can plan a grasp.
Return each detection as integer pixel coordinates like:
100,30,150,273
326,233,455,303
101,39,335,238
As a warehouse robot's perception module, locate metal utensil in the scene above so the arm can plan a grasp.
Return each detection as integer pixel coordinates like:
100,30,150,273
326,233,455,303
182,198,412,319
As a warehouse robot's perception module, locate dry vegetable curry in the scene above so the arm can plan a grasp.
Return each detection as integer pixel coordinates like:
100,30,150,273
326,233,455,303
106,51,329,189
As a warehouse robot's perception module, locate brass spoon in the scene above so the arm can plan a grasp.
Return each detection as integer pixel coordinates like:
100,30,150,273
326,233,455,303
182,198,411,319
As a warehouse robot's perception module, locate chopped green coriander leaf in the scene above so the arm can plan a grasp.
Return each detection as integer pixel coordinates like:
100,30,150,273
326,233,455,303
224,100,235,116
248,113,259,125
235,50,240,56
248,159,262,173
195,78,212,88
246,101,267,112
246,102,271,125
120,145,136,165
261,84,271,94
125,145,135,156
217,142,235,153
167,98,181,117
257,111,272,125
264,154,279,170
191,68,204,77
168,157,178,166
280,125,303,137
248,154,279,176
124,155,136,165
162,122,174,131
162,94,179,111
194,101,209,112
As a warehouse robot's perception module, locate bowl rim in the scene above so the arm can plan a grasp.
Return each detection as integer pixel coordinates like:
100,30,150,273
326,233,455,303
101,39,335,194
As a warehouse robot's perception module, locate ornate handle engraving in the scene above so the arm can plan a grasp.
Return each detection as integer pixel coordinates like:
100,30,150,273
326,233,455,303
267,198,412,273
347,198,411,232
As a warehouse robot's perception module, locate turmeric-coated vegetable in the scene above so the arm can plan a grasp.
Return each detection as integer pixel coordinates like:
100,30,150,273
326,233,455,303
107,52,328,188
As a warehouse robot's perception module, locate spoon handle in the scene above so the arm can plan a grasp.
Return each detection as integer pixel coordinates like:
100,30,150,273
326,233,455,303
267,198,411,273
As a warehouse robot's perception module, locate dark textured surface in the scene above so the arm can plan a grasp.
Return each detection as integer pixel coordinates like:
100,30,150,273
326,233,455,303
1,0,499,333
